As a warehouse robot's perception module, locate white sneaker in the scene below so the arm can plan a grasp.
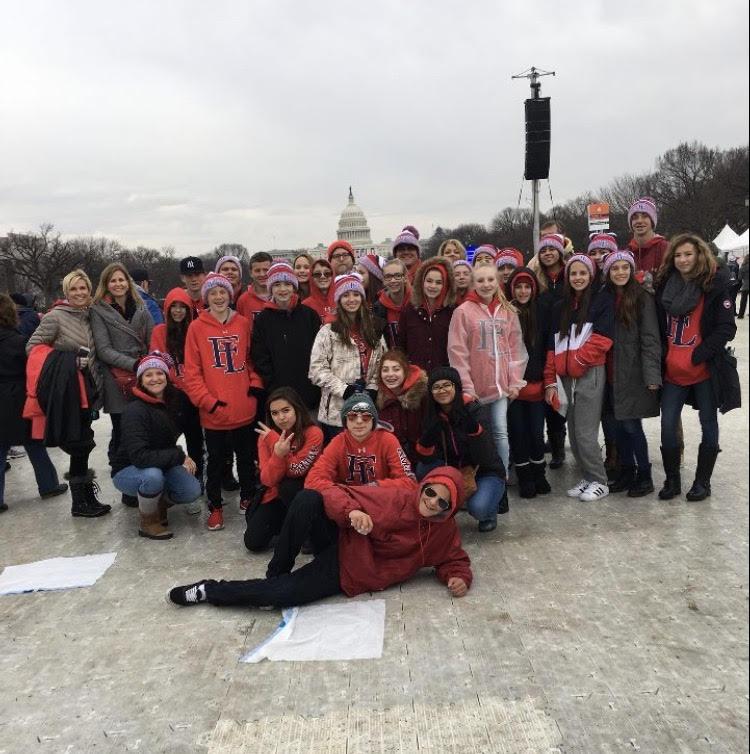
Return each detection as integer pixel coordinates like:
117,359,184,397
7,447,26,459
580,482,609,502
567,479,590,498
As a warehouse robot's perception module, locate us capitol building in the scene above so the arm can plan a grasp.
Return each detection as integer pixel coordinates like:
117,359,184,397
267,188,393,261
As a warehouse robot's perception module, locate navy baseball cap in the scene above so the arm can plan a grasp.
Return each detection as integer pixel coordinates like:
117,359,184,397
180,257,205,274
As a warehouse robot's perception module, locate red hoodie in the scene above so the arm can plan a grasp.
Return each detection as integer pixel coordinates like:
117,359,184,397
258,425,324,503
322,466,472,597
303,287,336,323
183,308,262,430
627,235,669,277
305,427,417,493
150,287,195,391
236,287,270,322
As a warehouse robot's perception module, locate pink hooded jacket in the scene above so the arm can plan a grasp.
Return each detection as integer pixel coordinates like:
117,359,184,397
447,292,528,402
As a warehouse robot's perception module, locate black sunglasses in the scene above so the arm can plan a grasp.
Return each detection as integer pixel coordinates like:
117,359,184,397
423,486,451,511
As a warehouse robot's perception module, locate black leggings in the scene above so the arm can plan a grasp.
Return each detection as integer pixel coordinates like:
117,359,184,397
244,477,305,552
60,414,96,478
204,425,256,507
204,491,341,609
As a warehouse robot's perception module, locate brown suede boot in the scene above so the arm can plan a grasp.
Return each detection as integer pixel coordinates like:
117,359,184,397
138,493,173,540
158,495,173,527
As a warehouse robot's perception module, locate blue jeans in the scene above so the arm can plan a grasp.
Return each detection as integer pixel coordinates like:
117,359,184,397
482,398,510,471
661,379,718,449
0,441,61,505
615,419,650,469
112,465,202,503
466,474,505,524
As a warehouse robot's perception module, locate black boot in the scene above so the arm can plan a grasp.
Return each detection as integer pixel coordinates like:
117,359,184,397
516,465,537,498
531,460,552,494
628,465,654,498
71,477,111,517
548,431,566,469
658,447,682,500
608,465,636,494
686,444,720,501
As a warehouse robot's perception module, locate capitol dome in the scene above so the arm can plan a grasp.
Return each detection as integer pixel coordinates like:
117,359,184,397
337,187,373,248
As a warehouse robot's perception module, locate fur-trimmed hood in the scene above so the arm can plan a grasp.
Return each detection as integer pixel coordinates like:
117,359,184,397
410,257,456,310
377,364,428,411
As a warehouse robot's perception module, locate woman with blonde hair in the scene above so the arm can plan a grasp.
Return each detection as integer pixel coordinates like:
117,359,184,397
25,269,111,516
90,262,153,502
655,233,737,501
438,239,466,263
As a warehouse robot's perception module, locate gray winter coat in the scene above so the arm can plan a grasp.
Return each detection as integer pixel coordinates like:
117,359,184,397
610,290,662,420
26,302,104,408
90,300,153,414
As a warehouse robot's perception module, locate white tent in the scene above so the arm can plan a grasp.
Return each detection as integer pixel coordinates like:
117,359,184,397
725,229,749,259
713,224,741,252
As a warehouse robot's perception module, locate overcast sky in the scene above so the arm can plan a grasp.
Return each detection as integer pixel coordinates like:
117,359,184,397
1,0,748,255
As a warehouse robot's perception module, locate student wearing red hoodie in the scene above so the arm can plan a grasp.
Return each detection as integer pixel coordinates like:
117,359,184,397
376,349,428,466
183,273,263,530
245,387,323,552
250,261,321,411
168,466,472,608
112,354,202,540
543,254,615,502
655,234,737,502
373,258,410,348
397,257,456,375
304,392,416,494
150,287,204,492
236,252,273,321
626,197,669,288
303,258,335,322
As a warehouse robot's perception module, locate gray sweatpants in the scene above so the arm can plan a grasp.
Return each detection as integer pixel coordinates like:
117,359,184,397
562,365,607,485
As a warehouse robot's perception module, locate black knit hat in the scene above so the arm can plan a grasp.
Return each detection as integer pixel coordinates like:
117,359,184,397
427,366,463,392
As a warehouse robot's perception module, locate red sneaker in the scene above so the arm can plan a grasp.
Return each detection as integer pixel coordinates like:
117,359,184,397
206,507,224,531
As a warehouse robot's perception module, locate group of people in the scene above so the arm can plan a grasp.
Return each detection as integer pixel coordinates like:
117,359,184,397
0,195,742,613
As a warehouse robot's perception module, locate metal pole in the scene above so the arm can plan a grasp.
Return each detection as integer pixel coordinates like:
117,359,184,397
532,179,540,247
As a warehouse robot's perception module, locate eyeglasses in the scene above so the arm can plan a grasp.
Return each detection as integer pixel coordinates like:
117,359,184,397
383,273,404,281
431,382,455,393
394,247,418,255
345,411,373,422
330,252,352,261
423,486,451,511
313,271,333,280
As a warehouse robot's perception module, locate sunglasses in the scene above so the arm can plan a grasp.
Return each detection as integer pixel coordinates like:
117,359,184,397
346,411,373,422
423,486,451,511
313,271,333,279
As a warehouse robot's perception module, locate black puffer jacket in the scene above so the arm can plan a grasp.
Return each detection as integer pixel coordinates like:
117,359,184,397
0,327,31,445
111,387,185,474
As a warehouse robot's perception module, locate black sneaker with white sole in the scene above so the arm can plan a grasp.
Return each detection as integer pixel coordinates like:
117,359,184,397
168,582,208,606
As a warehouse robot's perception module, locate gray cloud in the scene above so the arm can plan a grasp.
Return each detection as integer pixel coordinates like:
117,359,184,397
1,0,747,254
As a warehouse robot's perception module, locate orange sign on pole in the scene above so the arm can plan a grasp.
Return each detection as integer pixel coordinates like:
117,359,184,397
587,202,610,232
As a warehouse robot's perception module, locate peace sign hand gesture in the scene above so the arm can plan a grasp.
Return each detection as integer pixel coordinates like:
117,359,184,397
273,430,295,458
254,421,273,440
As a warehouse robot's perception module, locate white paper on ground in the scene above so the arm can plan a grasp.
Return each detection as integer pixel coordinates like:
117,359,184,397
0,552,117,595
241,599,386,663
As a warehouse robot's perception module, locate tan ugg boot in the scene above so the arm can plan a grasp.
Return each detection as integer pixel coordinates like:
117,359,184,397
138,493,173,540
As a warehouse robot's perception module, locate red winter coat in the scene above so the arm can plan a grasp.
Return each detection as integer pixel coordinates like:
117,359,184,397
183,309,262,430
258,425,324,503
627,235,669,277
397,304,455,375
376,365,428,465
322,466,472,597
305,427,417,493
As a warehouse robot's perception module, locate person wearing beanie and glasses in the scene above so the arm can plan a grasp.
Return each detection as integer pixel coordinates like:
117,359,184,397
505,267,553,498
372,258,411,349
183,273,264,530
602,251,662,498
543,254,615,502
303,391,416,495
417,367,506,533
251,261,321,411
237,252,274,322
303,258,336,323
392,226,422,283
112,354,202,540
397,256,457,376
308,274,386,443
626,197,669,287
168,466,472,609
327,240,356,277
